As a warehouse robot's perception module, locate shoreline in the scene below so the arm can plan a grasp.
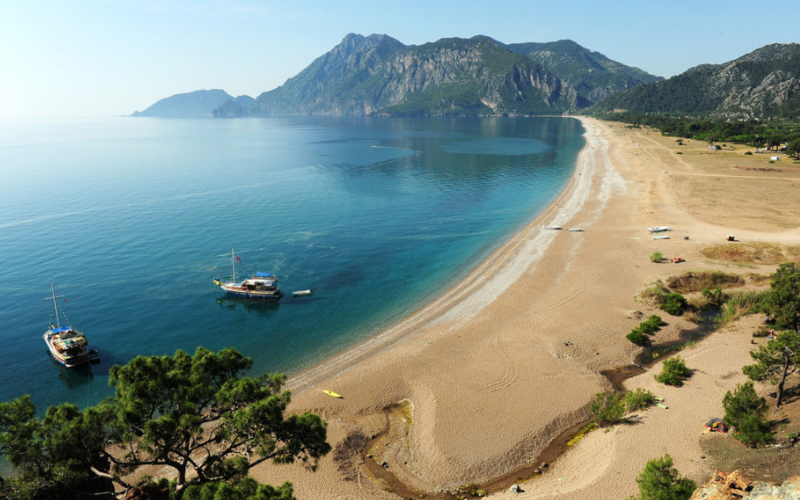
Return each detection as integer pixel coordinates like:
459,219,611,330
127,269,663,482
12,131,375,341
287,116,597,396
252,117,800,499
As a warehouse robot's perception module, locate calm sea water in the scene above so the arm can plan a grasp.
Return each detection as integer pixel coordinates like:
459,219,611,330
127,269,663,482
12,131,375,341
0,116,583,412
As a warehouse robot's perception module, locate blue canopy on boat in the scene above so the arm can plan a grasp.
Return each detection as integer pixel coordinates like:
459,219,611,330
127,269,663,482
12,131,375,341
51,326,72,333
254,272,273,278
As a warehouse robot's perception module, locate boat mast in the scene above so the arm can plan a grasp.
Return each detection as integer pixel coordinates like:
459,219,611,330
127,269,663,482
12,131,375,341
231,247,237,283
48,283,63,329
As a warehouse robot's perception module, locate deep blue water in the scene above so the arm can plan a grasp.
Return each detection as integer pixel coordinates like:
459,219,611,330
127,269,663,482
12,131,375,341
0,116,583,412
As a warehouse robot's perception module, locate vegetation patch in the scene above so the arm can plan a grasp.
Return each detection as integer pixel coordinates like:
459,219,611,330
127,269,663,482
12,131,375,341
566,422,598,447
590,391,626,427
720,290,771,325
626,388,657,412
655,356,691,386
661,292,687,316
701,242,800,265
723,382,774,447
666,271,745,294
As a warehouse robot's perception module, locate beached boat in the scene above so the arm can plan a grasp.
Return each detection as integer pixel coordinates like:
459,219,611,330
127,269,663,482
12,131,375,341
647,226,670,233
322,389,342,398
292,289,314,297
43,284,89,367
216,247,283,300
567,228,583,232
542,225,563,230
652,235,670,240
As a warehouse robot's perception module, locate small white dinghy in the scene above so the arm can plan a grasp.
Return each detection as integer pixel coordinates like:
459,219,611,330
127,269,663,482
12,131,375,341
292,289,314,297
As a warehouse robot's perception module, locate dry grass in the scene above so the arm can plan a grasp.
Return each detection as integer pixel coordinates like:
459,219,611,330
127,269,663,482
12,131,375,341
701,242,800,265
665,271,745,294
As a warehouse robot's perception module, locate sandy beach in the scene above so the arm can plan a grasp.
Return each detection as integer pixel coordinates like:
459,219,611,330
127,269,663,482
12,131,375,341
250,117,800,499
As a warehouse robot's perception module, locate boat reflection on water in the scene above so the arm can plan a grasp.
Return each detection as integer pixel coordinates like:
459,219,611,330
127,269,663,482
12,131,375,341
215,294,282,315
46,350,93,389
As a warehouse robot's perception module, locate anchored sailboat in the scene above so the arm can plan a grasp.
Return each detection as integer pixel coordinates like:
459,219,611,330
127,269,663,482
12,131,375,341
43,284,89,367
214,247,283,300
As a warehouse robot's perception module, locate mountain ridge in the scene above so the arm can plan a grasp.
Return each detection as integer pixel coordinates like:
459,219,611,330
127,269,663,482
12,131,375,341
131,34,661,118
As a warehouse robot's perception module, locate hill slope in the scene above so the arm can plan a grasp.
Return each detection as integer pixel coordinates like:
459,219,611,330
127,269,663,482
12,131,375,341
591,43,800,119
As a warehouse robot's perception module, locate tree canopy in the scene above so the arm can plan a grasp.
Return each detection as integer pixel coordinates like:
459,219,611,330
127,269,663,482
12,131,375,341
767,263,800,333
631,454,696,500
0,347,331,499
743,330,800,407
722,381,773,447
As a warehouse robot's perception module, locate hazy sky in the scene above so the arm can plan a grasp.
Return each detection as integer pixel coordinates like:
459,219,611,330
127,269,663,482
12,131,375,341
1,0,797,119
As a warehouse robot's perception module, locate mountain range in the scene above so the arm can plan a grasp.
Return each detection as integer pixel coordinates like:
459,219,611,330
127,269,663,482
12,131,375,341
131,34,660,118
131,35,799,120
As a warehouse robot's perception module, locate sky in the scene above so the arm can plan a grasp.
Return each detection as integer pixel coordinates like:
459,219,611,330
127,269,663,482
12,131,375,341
1,0,797,119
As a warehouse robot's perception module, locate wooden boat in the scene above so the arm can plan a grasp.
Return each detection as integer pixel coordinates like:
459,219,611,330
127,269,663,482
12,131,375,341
322,389,342,398
292,289,314,297
43,284,89,368
216,247,283,300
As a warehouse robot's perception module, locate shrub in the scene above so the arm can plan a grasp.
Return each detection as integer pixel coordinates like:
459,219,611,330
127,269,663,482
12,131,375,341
627,329,648,346
745,151,753,155
650,250,664,263
639,315,664,335
590,391,626,427
655,356,691,386
661,293,687,316
722,382,773,447
632,454,696,500
701,287,726,306
626,388,656,412
639,281,670,303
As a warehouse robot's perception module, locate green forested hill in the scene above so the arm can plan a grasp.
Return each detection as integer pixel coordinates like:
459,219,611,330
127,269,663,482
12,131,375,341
591,43,800,119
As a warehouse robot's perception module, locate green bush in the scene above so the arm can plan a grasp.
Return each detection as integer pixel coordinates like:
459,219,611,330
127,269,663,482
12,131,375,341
655,356,691,386
631,454,696,500
590,391,626,427
650,250,664,263
627,329,648,346
626,388,656,412
639,315,664,335
722,381,774,447
661,293,687,316
701,287,726,307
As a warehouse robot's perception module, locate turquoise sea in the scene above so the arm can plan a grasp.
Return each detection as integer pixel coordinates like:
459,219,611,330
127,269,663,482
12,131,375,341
0,116,583,413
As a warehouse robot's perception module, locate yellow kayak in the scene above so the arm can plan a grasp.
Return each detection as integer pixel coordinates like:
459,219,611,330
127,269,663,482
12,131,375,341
322,389,342,398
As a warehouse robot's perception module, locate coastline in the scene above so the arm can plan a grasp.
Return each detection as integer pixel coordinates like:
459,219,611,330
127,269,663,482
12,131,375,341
251,117,800,498
287,116,595,397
